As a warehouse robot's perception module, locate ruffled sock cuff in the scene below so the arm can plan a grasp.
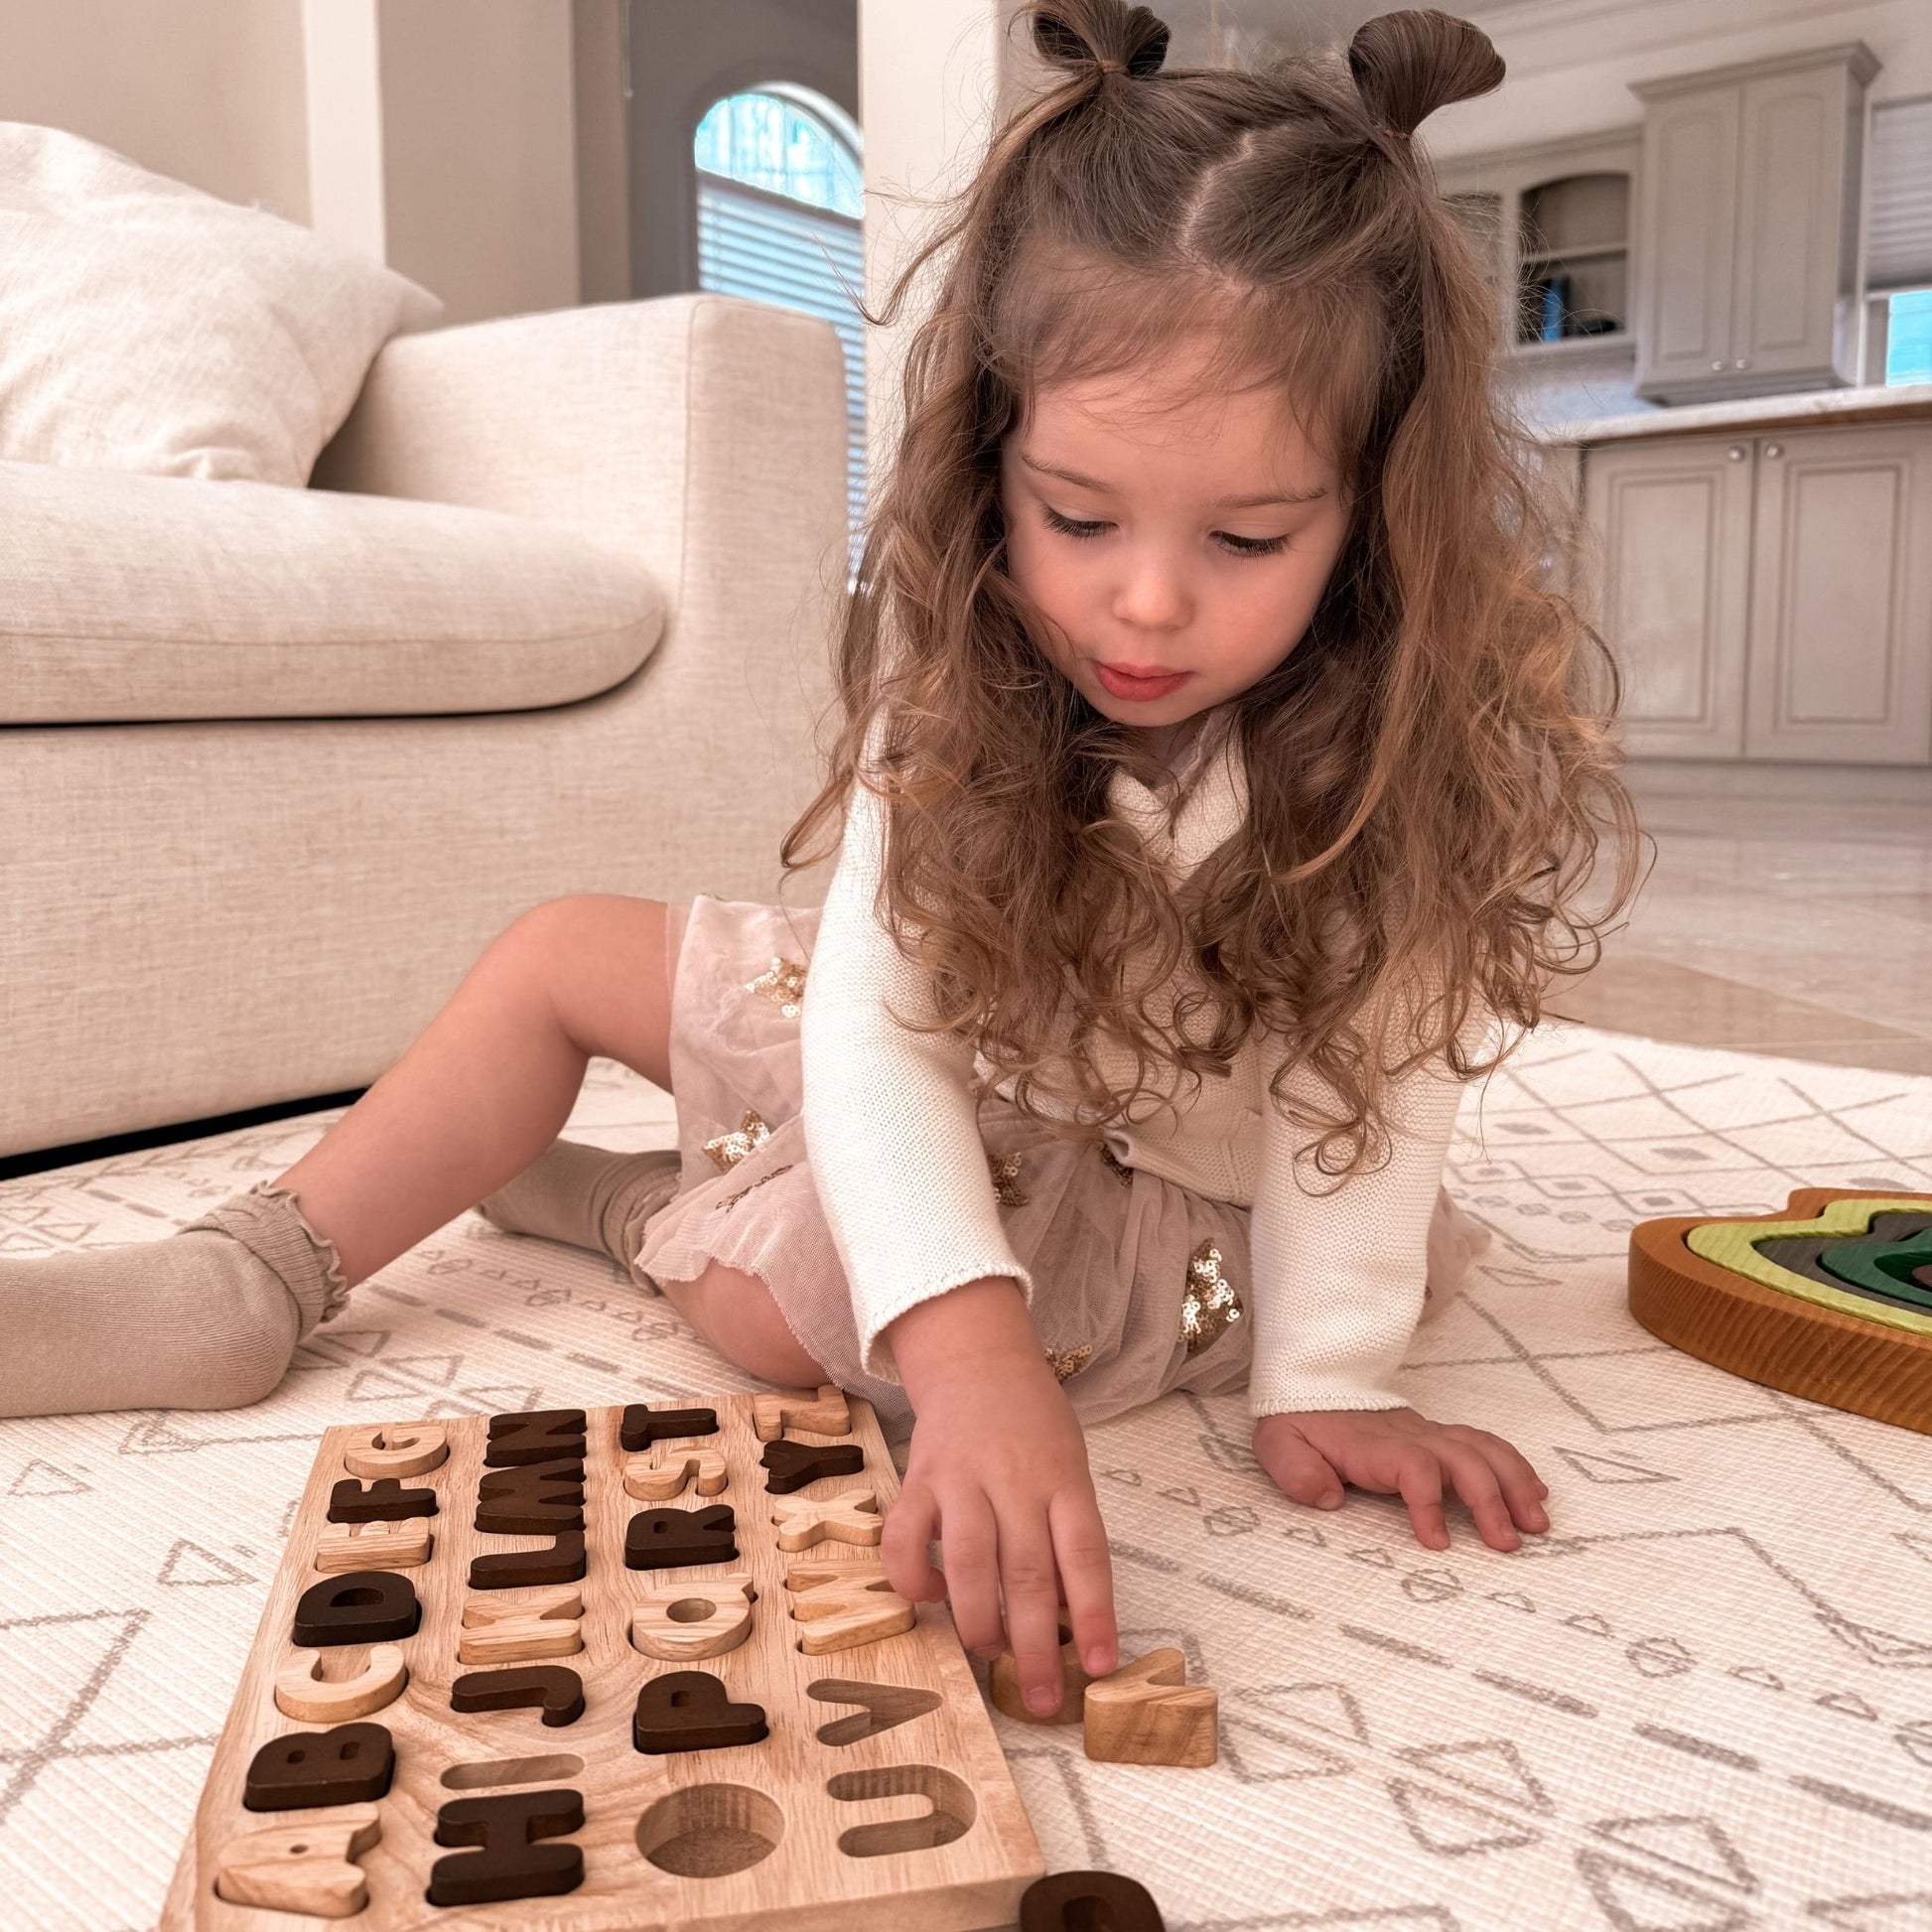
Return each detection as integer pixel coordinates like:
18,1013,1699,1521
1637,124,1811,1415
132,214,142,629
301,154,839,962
184,1178,351,1339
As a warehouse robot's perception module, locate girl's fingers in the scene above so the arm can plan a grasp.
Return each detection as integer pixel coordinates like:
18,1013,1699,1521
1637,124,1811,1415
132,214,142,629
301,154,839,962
1468,1433,1550,1533
1438,1444,1518,1552
1258,1428,1345,1509
994,1503,1072,1715
1048,1487,1119,1680
880,1485,944,1602
934,1489,1006,1659
1394,1449,1449,1551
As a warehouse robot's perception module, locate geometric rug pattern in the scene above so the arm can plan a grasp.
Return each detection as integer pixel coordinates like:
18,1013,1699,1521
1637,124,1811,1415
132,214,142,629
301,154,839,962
1,1021,1928,1930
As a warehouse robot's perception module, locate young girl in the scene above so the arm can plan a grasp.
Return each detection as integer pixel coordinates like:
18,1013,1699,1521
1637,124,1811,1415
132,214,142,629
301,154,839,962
1,2,1640,1721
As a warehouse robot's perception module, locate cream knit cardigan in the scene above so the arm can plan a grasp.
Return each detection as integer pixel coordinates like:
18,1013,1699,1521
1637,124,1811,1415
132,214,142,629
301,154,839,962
797,709,1473,1418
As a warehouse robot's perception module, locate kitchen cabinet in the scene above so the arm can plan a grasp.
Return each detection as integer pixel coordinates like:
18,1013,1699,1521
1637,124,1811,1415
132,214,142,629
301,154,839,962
1582,421,1932,762
1743,424,1932,762
1632,44,1876,405
1435,131,1640,363
1582,435,1754,757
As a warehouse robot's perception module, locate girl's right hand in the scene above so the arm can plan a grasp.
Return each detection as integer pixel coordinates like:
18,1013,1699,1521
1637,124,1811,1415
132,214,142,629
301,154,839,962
880,1329,1119,1716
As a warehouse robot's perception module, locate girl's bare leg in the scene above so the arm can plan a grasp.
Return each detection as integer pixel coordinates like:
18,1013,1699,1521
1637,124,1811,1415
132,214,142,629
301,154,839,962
272,895,675,1287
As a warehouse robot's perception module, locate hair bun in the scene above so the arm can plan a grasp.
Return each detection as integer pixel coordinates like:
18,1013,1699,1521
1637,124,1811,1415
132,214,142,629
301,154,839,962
1030,1,1170,80
1346,9,1504,138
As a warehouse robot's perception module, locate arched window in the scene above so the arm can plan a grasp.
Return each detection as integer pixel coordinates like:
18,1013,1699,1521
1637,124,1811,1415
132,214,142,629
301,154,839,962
695,86,866,559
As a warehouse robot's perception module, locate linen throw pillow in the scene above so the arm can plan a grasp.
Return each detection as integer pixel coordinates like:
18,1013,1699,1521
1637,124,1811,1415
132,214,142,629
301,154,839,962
0,123,444,485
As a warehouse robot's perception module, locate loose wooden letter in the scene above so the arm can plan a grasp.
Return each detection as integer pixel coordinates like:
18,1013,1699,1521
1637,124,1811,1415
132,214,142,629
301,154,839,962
342,1422,448,1479
313,1517,433,1574
769,1489,883,1552
630,1574,758,1660
788,1567,914,1654
458,1586,585,1665
1082,1647,1217,1766
214,1806,381,1917
622,1444,729,1502
273,1644,409,1723
753,1382,852,1442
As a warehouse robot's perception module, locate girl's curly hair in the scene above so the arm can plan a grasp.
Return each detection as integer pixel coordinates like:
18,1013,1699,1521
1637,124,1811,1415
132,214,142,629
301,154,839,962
778,0,1648,1183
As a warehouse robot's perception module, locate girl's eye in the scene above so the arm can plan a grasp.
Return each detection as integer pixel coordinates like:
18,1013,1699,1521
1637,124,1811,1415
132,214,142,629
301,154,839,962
1041,505,1108,540
1039,505,1289,558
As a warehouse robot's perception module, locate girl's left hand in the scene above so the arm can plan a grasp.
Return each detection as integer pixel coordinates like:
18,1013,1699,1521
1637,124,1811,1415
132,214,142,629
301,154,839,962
1253,1407,1550,1553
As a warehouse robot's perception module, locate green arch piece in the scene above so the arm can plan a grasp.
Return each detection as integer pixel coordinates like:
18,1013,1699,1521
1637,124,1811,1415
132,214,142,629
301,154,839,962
1818,1230,1932,1309
1686,1199,1932,1337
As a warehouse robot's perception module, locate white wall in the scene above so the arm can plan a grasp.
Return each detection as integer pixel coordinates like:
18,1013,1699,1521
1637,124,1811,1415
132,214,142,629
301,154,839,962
0,0,582,325
857,0,1013,485
374,0,580,325
0,0,311,219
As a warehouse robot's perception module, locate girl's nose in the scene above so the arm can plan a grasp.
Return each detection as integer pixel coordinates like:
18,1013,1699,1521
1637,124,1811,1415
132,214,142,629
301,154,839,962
1111,551,1190,630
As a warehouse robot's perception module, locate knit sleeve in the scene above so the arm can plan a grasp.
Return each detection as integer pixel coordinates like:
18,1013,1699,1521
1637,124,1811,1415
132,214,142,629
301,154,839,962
1244,1020,1472,1420
797,715,1037,1387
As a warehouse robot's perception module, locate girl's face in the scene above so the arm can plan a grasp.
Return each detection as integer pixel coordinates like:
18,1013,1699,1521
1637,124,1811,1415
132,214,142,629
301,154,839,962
999,351,1351,745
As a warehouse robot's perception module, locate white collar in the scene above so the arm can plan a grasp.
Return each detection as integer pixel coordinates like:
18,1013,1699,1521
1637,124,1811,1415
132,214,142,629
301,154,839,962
1106,716,1249,877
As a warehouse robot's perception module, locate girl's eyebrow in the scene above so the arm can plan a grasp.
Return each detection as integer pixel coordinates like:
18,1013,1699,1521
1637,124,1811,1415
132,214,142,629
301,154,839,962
1018,450,1326,508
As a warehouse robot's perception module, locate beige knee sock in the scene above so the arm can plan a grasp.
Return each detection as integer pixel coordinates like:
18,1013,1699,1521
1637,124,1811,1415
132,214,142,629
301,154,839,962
475,1140,684,1281
0,1179,350,1420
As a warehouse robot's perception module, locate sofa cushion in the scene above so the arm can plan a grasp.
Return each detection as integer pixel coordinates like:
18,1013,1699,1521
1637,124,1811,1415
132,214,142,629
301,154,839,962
0,123,444,487
0,461,666,723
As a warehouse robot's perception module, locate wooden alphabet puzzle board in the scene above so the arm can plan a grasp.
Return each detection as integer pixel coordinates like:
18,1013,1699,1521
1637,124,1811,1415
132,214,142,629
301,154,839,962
159,1392,1044,1930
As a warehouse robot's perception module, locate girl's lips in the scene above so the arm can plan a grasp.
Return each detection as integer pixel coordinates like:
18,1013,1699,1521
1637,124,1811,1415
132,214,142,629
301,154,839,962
1095,662,1189,701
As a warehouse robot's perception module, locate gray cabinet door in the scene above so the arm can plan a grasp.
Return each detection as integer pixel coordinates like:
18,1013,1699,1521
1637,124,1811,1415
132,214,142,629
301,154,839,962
1583,436,1755,757
1744,425,1932,762
1730,67,1855,387
1633,87,1739,397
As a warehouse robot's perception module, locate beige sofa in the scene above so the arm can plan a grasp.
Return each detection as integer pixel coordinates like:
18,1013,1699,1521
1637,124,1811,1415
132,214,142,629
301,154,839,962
0,293,849,1160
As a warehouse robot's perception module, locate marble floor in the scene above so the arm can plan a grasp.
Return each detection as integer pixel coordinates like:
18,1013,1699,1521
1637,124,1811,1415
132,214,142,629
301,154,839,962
1548,758,1932,1075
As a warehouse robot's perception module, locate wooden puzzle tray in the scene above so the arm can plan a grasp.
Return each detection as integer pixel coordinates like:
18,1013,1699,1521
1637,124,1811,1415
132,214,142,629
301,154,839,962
1628,1188,1932,1433
158,1389,1044,1930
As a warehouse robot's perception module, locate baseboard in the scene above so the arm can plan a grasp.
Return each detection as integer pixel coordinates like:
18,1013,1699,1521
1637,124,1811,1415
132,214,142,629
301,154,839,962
0,1089,367,1183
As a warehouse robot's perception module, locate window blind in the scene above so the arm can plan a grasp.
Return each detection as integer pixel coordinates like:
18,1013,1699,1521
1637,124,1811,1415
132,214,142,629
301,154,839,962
697,173,868,545
1866,94,1932,294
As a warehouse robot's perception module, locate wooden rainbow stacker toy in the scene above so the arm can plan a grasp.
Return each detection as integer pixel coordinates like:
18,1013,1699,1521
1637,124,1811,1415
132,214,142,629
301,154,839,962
1628,1187,1932,1434
159,1387,1045,1930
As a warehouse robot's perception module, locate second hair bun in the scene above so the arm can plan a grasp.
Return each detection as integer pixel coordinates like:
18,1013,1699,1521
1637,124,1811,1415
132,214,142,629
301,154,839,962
1347,8,1505,138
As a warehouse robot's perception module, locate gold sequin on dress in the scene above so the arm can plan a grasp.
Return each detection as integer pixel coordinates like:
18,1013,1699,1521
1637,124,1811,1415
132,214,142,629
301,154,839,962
746,957,807,1019
1178,1237,1245,1355
989,1151,1029,1207
1042,1342,1095,1383
703,1110,770,1172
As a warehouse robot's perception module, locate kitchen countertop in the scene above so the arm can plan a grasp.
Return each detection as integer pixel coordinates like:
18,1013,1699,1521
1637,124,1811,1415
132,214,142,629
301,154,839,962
1540,378,1932,444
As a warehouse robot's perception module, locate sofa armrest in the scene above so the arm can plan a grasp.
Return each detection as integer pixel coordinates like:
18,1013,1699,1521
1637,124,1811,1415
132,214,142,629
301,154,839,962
311,292,851,675
313,293,850,884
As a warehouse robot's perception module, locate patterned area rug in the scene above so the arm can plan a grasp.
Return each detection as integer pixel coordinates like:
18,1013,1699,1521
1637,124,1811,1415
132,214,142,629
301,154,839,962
1,1023,1929,1932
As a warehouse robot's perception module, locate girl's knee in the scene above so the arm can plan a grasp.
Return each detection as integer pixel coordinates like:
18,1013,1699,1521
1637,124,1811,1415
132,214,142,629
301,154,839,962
482,896,592,985
499,894,655,960
483,897,674,1074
